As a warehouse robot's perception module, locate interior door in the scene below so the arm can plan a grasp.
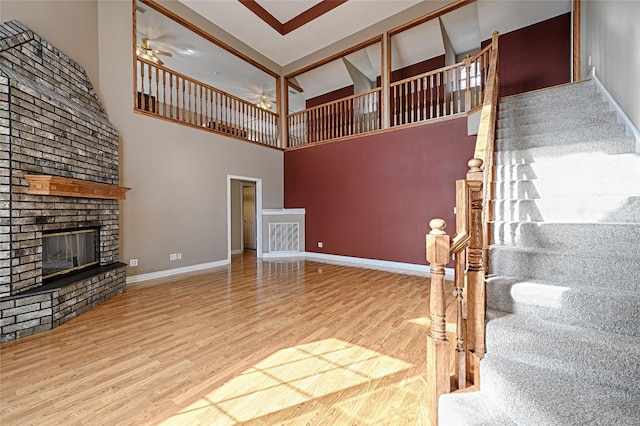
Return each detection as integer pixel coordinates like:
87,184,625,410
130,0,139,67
242,185,257,250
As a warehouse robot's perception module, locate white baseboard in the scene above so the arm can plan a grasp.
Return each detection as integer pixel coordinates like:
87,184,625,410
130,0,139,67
231,249,243,255
590,68,640,153
127,252,454,285
302,252,454,278
126,259,230,284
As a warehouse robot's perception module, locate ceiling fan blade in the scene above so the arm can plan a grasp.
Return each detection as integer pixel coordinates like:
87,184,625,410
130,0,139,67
153,49,173,57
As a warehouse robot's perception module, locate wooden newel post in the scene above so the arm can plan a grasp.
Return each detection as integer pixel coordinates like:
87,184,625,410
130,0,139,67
426,218,451,426
465,158,485,386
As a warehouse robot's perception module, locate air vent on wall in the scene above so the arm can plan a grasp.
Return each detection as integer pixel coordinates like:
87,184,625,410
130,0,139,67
269,223,300,253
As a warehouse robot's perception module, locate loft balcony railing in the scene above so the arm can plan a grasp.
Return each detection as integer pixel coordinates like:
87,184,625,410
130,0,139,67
287,88,382,148
135,58,279,148
286,43,492,148
136,40,492,152
390,45,491,126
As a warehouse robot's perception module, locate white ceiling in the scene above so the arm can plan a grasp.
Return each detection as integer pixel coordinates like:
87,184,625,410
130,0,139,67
177,0,423,66
138,0,571,112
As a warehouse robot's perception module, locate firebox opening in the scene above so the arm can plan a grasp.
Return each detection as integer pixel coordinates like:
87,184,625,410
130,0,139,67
42,227,100,281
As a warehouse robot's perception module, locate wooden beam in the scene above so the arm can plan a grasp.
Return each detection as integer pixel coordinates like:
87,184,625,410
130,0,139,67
573,0,581,81
24,175,131,200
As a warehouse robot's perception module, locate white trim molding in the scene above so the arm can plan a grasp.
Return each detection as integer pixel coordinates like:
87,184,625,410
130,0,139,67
126,259,229,284
263,208,306,215
227,175,263,260
303,252,454,278
590,68,640,153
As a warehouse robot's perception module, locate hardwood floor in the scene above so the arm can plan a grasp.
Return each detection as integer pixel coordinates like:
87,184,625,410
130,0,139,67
1,254,456,425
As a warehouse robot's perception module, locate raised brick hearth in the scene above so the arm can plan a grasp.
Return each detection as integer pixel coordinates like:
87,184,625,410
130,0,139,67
0,21,127,342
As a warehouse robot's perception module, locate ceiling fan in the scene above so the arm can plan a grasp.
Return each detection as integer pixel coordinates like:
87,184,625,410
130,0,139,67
136,37,172,66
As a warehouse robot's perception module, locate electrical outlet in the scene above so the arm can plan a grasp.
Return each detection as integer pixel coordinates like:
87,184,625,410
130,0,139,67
170,253,177,261
317,241,323,248
177,253,182,260
129,259,138,267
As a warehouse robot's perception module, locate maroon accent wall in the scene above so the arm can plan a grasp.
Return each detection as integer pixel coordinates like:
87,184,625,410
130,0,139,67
285,117,475,265
391,55,446,83
496,13,571,97
307,85,354,108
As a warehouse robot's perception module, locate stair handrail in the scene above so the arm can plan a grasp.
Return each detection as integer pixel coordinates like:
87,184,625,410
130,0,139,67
424,31,499,426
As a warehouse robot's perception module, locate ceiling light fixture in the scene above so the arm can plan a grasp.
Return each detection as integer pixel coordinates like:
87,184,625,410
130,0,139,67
136,38,172,66
256,95,273,110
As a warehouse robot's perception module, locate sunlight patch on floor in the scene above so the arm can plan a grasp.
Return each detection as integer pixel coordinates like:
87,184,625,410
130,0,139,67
331,374,429,425
160,338,414,424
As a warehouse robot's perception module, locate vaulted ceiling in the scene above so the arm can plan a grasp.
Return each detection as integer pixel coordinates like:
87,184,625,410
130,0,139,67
136,0,571,112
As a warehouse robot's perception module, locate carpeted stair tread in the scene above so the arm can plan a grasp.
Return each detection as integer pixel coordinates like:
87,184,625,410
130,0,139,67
484,312,640,392
492,176,640,199
479,353,640,426
439,391,516,426
497,101,610,128
499,82,597,107
496,121,626,151
490,195,640,223
488,245,640,291
486,278,640,336
489,221,640,255
496,111,617,139
494,136,636,163
493,152,640,180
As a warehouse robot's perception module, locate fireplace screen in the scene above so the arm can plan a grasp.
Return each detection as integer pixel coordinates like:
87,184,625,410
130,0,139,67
42,228,99,280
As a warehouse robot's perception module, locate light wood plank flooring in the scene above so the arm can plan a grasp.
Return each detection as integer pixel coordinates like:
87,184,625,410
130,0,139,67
1,254,455,425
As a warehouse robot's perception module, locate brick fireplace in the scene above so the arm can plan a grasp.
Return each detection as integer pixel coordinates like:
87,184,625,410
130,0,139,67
0,21,127,342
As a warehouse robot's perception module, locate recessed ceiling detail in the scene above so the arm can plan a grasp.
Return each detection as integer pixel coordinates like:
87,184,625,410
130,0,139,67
239,0,349,35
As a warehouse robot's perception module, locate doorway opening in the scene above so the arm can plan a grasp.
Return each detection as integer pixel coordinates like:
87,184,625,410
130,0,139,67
227,176,262,260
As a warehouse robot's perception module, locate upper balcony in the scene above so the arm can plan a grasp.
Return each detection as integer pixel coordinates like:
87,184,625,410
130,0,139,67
133,0,554,150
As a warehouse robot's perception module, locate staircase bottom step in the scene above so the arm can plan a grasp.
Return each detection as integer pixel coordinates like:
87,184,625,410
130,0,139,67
479,354,640,426
439,390,516,426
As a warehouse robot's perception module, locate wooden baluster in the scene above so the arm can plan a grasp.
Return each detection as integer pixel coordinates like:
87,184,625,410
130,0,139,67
199,85,203,127
338,99,343,137
403,82,408,124
188,81,193,124
357,95,362,134
139,61,145,109
410,80,415,123
426,218,451,426
162,69,167,117
465,158,485,386
448,69,454,115
332,100,336,138
421,77,426,121
391,85,396,126
147,63,152,110
429,75,434,119
454,247,466,391
436,73,441,118
177,77,182,121
154,66,159,114
464,55,471,111
321,105,326,141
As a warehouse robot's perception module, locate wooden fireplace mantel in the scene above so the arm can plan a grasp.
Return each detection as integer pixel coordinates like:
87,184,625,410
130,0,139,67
24,175,131,200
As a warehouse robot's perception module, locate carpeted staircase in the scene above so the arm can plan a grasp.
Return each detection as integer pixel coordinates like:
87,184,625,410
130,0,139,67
438,81,640,425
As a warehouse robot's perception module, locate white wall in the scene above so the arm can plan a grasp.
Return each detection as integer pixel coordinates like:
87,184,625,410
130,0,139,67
98,1,283,274
583,0,640,131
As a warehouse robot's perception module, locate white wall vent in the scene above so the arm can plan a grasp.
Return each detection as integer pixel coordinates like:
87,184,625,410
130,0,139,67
269,222,300,253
